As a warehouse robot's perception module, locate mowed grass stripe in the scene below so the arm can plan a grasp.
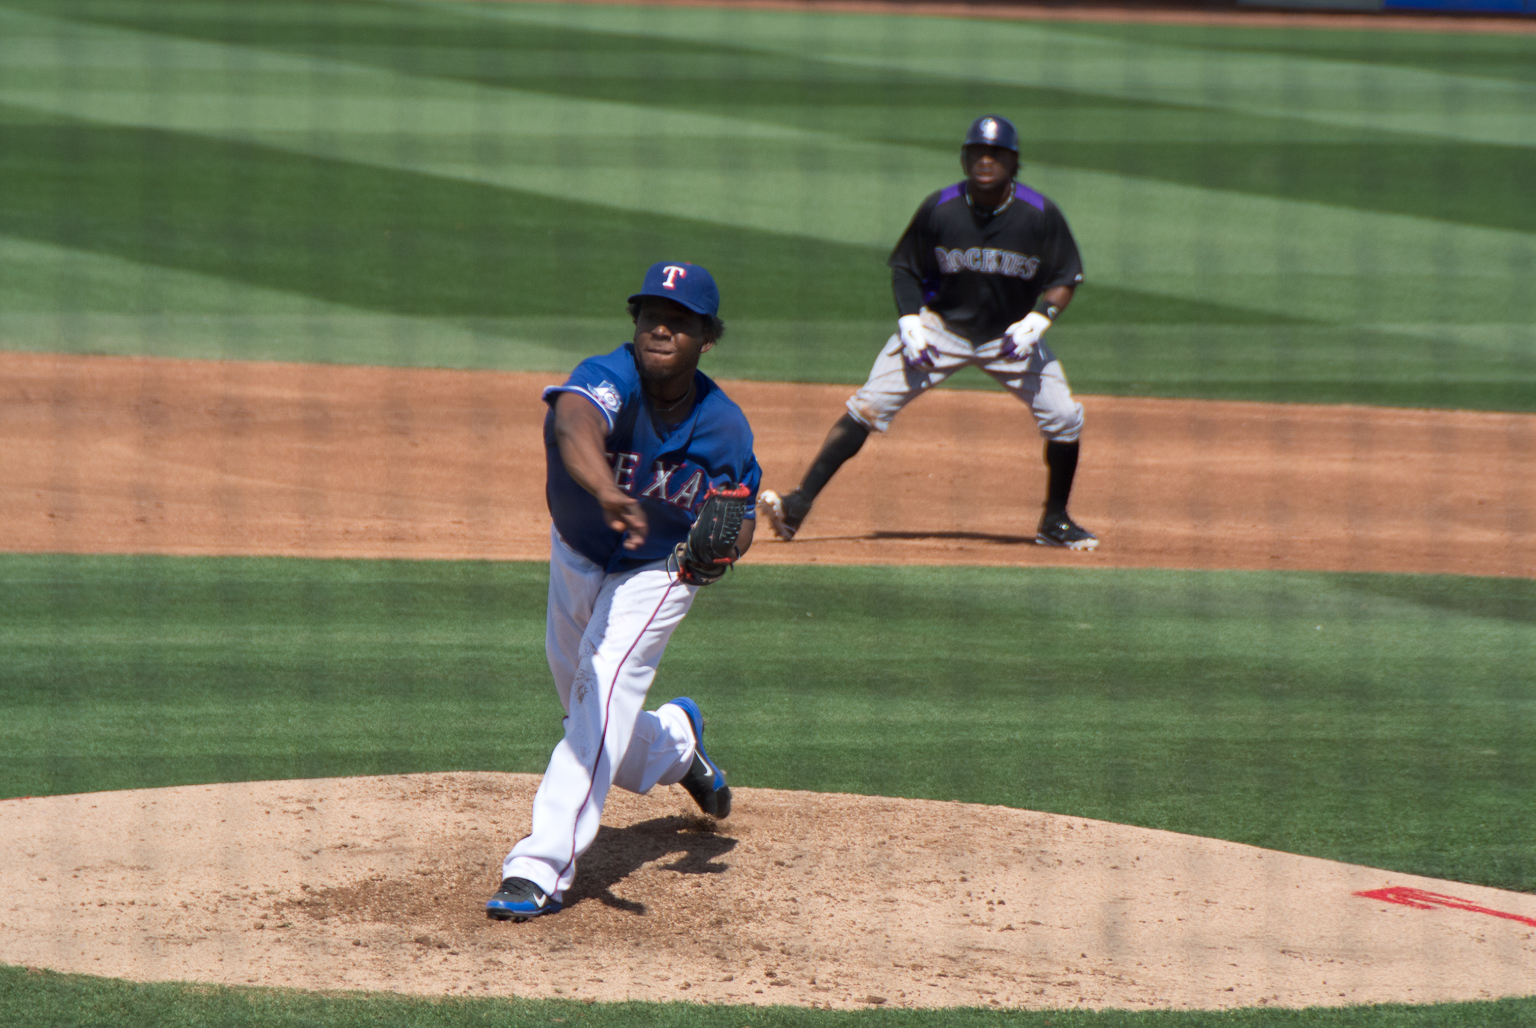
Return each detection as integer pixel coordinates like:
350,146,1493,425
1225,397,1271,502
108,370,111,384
479,1,1536,149
0,226,588,369
5,1,1535,334
30,0,1536,235
3,963,1536,1028
1044,19,1536,85
3,554,1533,894
4,964,1536,1028
2,1,1532,407
0,103,1318,395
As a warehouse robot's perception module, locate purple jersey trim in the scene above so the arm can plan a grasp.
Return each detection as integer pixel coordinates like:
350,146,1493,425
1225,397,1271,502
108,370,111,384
936,183,964,206
1013,183,1046,212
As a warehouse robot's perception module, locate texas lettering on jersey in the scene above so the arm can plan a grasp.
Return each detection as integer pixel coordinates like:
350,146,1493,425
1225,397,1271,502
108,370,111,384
610,451,706,511
933,246,1041,280
544,343,761,571
609,450,640,491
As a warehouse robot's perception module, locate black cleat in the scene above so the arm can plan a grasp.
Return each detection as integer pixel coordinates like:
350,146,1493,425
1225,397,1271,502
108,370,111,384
1036,512,1099,551
758,489,810,541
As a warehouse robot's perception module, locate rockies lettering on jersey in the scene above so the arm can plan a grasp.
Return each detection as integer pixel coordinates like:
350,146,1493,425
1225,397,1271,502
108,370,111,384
543,343,762,572
890,180,1085,344
934,247,1041,279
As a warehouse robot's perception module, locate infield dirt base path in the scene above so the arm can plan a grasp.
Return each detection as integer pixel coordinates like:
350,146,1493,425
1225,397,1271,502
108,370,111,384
2,350,1535,1011
4,773,1535,1012
0,351,1531,578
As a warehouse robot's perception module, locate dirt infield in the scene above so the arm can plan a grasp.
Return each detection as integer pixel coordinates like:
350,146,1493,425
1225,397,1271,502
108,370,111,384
2,349,1535,1010
4,773,1535,1010
2,351,1531,578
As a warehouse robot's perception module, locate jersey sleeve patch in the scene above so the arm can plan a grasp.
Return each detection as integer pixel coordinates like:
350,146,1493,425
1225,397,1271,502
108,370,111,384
543,349,637,431
589,380,623,414
542,384,620,429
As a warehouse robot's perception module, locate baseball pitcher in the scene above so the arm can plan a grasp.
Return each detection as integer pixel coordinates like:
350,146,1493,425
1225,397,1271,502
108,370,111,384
486,261,760,922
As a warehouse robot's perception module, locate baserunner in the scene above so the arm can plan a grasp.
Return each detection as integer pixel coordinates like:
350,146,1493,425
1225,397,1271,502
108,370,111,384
760,115,1096,551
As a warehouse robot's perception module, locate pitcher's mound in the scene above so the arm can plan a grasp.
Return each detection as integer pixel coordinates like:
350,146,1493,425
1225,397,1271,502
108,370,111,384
2,772,1533,1010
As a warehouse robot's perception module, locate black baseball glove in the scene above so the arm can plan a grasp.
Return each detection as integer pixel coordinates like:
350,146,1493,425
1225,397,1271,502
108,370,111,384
670,484,751,586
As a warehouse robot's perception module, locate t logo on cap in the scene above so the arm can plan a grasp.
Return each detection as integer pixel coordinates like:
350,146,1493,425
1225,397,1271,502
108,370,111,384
629,261,721,318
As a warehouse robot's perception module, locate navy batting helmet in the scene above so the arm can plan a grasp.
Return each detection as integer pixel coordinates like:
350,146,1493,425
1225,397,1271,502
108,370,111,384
963,115,1018,154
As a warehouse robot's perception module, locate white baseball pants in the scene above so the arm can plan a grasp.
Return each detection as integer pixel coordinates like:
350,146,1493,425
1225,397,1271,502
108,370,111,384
501,526,701,900
846,309,1084,442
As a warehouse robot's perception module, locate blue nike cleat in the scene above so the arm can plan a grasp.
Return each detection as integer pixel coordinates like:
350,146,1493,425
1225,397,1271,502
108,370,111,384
485,877,562,922
668,696,732,819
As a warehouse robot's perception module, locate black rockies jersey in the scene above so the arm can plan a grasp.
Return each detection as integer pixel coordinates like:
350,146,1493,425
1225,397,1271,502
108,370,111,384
888,180,1084,345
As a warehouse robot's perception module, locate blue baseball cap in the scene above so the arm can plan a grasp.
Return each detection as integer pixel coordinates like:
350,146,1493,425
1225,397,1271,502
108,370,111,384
628,261,720,318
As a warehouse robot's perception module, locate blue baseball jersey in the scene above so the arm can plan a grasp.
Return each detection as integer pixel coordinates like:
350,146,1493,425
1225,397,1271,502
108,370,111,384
543,344,761,573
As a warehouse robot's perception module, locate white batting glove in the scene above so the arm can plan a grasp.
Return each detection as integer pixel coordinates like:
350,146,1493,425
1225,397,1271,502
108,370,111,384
1000,311,1052,363
898,314,938,369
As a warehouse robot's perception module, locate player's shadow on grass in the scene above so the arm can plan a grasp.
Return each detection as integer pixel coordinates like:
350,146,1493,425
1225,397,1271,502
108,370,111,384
564,815,736,915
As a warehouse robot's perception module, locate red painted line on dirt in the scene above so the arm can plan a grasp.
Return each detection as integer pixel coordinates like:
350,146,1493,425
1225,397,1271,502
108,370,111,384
1355,886,1536,928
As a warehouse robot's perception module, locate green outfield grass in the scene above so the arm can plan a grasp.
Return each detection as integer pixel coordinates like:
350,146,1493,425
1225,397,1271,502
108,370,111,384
3,552,1534,1024
0,0,1532,407
4,554,1532,894
2,3,1532,1023
4,964,1536,1028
